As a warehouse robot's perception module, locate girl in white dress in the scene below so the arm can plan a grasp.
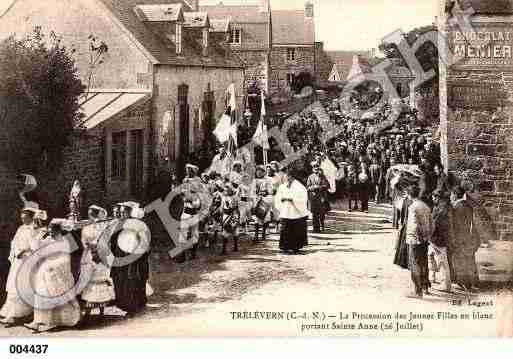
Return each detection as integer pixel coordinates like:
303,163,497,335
80,205,115,318
25,219,81,333
0,204,40,327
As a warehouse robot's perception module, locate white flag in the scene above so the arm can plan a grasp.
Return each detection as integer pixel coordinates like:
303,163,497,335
320,158,337,194
260,90,266,117
227,83,237,112
214,113,237,144
252,119,270,150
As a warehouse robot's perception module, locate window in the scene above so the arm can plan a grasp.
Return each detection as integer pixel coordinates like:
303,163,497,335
202,28,209,56
396,83,402,97
111,131,126,181
176,23,183,54
230,28,241,44
286,48,296,61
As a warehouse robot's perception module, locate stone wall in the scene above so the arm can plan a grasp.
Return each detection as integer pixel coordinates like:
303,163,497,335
101,99,152,205
235,50,270,90
315,42,334,83
153,64,245,171
0,131,103,243
0,99,152,243
270,46,316,92
440,1,513,242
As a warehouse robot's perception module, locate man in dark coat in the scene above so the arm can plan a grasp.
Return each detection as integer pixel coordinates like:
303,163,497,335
307,162,330,233
346,164,359,212
449,186,480,291
433,163,450,198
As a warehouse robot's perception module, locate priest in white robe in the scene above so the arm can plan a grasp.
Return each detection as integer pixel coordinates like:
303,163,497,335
275,166,310,254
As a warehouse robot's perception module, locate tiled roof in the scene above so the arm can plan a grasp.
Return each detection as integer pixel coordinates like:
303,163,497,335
327,50,371,65
133,3,184,22
98,0,243,68
183,11,209,28
199,5,269,23
272,10,314,44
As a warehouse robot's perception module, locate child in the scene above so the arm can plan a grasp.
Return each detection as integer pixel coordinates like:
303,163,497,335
206,180,223,253
221,183,240,255
251,165,273,243
237,174,252,234
80,205,115,318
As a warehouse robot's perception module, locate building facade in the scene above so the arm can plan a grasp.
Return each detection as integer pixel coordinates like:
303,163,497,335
269,2,316,92
439,0,513,242
202,1,328,95
200,1,272,92
0,0,245,239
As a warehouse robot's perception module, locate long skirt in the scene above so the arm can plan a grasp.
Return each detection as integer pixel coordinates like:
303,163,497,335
111,255,149,314
279,217,308,252
32,301,81,329
408,243,429,294
80,263,115,309
393,224,409,270
450,251,478,288
0,292,33,320
29,254,81,329
1,257,33,319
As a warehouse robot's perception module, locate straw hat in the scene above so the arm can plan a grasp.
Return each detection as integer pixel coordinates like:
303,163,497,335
21,201,40,215
89,205,108,220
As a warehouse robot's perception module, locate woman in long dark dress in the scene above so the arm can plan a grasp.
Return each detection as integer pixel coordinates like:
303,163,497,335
109,203,151,316
393,192,412,269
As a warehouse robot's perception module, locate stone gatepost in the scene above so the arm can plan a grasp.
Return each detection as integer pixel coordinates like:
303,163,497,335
439,0,513,241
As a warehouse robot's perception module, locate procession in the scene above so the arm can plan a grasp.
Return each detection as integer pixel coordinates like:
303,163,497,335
0,0,512,341
0,90,492,333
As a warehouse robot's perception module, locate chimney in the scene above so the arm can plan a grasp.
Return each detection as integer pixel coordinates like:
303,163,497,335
305,1,314,18
188,0,199,11
259,0,270,12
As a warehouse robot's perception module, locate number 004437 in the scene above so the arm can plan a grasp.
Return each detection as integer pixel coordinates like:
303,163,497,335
9,344,48,354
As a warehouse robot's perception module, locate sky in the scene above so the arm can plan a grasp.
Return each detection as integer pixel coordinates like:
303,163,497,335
0,0,439,51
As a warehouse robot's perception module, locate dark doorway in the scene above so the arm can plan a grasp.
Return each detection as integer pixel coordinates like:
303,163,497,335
129,129,144,197
202,83,216,144
177,84,189,179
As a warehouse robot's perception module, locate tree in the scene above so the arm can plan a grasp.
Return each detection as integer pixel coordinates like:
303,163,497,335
0,27,85,172
379,24,438,74
379,24,440,124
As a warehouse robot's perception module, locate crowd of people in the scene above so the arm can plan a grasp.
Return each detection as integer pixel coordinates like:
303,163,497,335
395,182,484,299
0,95,490,333
0,185,151,333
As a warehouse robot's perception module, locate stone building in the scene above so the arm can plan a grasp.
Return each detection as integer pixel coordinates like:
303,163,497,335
200,1,272,92
269,1,316,92
0,0,245,239
202,1,328,94
439,0,513,241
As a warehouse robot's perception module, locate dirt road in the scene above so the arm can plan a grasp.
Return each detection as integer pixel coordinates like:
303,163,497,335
2,203,511,337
